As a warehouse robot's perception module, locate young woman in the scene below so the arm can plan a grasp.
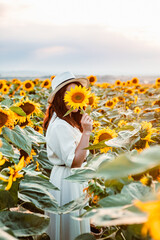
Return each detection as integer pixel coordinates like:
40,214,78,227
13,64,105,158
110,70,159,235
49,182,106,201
43,72,92,240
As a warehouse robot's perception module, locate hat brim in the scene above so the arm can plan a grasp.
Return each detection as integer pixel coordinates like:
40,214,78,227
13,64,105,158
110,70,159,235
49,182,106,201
48,77,89,103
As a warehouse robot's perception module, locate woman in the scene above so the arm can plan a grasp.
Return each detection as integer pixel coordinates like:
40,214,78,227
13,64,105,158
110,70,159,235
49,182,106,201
43,72,92,240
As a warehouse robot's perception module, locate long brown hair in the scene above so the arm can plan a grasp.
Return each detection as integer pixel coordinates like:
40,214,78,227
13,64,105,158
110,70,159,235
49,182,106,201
43,82,83,132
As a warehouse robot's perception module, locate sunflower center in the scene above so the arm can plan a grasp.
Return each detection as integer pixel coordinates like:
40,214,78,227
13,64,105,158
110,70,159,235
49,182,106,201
0,112,8,127
132,79,137,84
20,103,35,115
116,81,121,85
0,83,3,89
25,83,32,88
154,100,160,107
140,89,144,92
99,133,112,142
44,81,49,86
20,149,28,160
157,79,160,83
88,96,94,105
107,101,113,106
19,118,29,127
118,97,124,101
127,90,132,94
71,93,85,103
89,77,95,83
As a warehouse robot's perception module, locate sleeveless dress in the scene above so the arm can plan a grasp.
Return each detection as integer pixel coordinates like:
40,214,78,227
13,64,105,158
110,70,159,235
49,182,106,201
45,114,90,240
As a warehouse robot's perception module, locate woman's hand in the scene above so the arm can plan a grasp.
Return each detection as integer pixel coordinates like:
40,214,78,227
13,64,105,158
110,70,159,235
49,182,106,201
81,113,93,133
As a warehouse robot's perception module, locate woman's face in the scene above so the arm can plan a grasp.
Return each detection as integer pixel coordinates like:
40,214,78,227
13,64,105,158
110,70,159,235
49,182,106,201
64,83,79,112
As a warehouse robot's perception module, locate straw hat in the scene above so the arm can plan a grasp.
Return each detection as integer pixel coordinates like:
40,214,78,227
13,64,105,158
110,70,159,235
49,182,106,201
48,71,89,103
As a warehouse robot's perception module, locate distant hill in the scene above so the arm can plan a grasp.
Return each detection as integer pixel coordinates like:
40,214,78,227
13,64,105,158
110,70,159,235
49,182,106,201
0,71,159,84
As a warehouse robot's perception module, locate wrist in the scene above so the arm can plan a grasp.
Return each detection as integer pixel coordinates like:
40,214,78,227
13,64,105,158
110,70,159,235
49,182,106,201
83,131,92,136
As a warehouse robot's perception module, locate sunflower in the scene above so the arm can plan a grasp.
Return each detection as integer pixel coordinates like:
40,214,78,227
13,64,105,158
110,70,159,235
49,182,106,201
117,96,125,102
34,125,43,134
126,80,131,86
115,79,122,86
131,77,139,85
101,83,110,88
93,127,117,153
138,88,147,94
140,175,152,186
156,78,160,87
112,97,118,104
0,107,15,131
14,98,42,123
20,149,36,166
41,79,51,88
18,118,33,128
12,78,19,83
13,79,22,91
134,84,142,89
141,121,152,131
87,75,97,85
64,85,90,110
105,100,115,109
125,88,135,95
0,152,7,166
92,120,101,129
118,120,127,128
87,93,100,108
134,198,160,240
134,95,138,104
1,84,10,94
51,75,55,81
33,78,40,85
134,107,141,114
20,90,26,97
152,100,160,107
23,80,35,92
0,80,6,92
122,82,126,87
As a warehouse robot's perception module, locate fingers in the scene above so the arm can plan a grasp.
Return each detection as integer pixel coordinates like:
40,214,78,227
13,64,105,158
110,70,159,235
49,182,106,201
81,113,92,122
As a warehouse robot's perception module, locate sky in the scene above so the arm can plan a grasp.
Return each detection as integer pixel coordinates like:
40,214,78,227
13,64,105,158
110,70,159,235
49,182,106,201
0,0,160,76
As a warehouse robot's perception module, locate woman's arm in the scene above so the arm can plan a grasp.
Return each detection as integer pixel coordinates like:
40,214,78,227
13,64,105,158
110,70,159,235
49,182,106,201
71,113,93,168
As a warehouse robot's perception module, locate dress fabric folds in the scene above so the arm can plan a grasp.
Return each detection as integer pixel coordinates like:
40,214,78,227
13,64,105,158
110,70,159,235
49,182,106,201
45,114,90,240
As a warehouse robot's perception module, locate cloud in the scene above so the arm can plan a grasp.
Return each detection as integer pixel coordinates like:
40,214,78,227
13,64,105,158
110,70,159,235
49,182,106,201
0,23,160,74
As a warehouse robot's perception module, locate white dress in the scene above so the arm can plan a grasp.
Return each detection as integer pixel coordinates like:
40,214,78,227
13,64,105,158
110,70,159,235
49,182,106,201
45,113,90,240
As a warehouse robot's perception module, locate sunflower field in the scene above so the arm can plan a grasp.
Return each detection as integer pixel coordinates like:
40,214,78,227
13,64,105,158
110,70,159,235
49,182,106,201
0,75,160,240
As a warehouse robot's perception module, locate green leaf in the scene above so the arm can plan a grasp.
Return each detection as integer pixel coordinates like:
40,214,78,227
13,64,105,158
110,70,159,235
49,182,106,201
36,150,53,171
0,181,19,210
60,194,89,214
23,174,59,191
23,126,45,145
0,137,14,158
66,168,96,182
2,126,32,155
9,106,26,116
0,211,49,237
0,190,16,210
63,107,74,117
0,229,17,240
0,99,13,108
96,145,160,179
85,153,113,170
85,140,107,150
80,205,147,227
75,233,96,240
19,181,59,213
99,182,151,208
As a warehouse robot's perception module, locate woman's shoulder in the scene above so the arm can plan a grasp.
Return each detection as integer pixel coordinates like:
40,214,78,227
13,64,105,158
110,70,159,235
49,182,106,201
53,117,72,128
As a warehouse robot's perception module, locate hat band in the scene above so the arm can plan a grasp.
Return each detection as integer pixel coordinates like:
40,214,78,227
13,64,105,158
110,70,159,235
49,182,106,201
56,77,75,89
